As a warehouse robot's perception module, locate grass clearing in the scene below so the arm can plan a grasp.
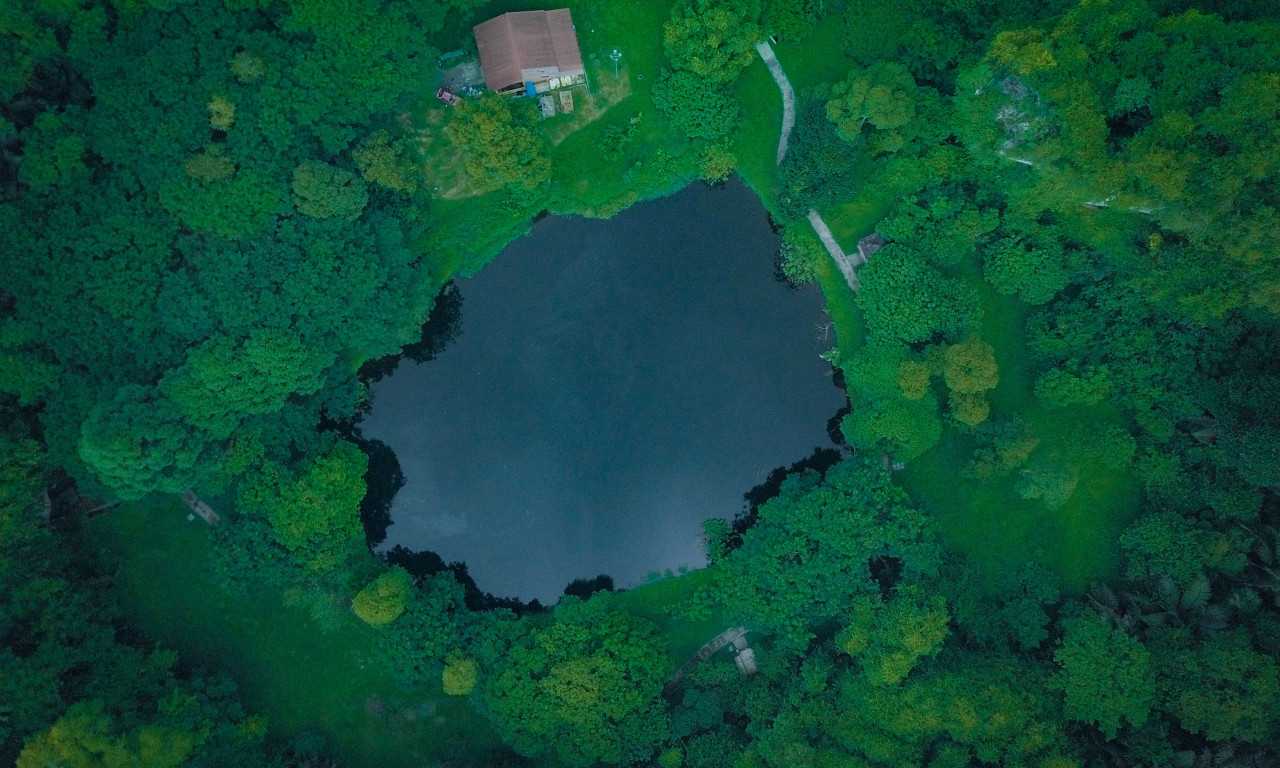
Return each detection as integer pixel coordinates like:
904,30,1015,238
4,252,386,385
732,58,783,200
89,501,502,768
773,15,856,93
900,279,1141,591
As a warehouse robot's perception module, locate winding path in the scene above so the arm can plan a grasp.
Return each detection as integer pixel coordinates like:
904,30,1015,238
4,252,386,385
754,41,795,165
756,41,862,292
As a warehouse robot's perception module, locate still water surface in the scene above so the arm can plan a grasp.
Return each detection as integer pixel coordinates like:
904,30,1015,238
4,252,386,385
359,179,845,601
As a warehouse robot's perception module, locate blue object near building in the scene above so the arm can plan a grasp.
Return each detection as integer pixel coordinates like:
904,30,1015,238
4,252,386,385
525,81,537,98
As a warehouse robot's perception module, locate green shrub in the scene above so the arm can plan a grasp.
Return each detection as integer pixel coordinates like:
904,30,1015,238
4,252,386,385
352,567,413,626
652,69,741,141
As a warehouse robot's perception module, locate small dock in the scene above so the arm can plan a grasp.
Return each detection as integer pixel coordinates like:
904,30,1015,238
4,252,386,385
181,491,220,526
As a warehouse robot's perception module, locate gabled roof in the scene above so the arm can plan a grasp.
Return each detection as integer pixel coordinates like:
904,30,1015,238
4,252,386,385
474,9,584,92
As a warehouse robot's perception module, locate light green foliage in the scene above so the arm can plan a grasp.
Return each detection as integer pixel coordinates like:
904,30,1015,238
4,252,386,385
962,1,1280,316
819,657,1069,767
699,142,737,183
941,335,998,426
1017,454,1079,510
238,439,367,571
775,223,823,286
700,518,730,564
1034,366,1112,407
653,69,742,141
856,245,982,345
896,359,931,400
943,336,998,394
352,129,419,193
1054,610,1156,738
839,585,950,686
482,599,670,766
663,0,761,84
352,567,413,626
207,94,235,130
291,160,369,221
827,63,945,155
444,94,551,198
718,456,939,646
949,392,990,428
442,655,478,695
842,392,943,461
161,330,330,438
658,747,683,768
16,700,193,768
1120,513,1228,586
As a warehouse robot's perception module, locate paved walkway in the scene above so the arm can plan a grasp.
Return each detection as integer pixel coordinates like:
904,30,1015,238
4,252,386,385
757,42,863,292
663,626,751,694
755,41,795,165
808,209,862,291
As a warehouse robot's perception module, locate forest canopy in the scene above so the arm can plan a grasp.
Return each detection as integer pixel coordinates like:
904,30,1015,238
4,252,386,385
3,0,1280,766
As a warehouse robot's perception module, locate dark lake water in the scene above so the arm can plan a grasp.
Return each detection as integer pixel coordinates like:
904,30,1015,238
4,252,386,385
358,179,846,601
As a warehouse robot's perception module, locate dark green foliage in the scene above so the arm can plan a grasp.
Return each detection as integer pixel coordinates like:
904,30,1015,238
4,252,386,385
652,70,741,141
717,455,940,647
0,430,289,767
855,245,981,345
761,0,826,41
1120,512,1229,586
876,190,999,268
5,1,1280,767
1054,610,1156,738
965,416,1040,480
983,232,1077,304
777,101,864,217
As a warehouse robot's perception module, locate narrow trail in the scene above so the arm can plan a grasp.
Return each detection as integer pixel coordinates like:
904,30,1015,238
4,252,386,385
756,41,862,292
664,626,752,694
807,209,861,291
754,41,795,165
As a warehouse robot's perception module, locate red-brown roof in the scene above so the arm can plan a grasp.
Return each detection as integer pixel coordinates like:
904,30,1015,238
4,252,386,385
474,9,585,92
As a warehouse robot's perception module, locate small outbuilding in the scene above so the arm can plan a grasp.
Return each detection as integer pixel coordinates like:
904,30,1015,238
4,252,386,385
474,9,586,95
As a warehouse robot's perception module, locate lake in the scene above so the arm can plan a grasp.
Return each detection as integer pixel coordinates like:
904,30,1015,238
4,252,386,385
358,179,846,602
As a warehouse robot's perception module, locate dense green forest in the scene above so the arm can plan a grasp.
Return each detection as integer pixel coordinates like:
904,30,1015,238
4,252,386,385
3,0,1280,765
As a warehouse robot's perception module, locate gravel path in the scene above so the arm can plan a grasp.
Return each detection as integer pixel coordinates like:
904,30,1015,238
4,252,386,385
755,41,795,165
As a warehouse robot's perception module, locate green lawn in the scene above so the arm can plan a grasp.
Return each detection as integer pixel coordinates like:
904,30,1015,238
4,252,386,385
89,500,502,768
773,14,856,92
900,278,1141,591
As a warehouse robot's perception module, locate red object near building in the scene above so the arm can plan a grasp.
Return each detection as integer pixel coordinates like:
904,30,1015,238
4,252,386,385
436,87,460,106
